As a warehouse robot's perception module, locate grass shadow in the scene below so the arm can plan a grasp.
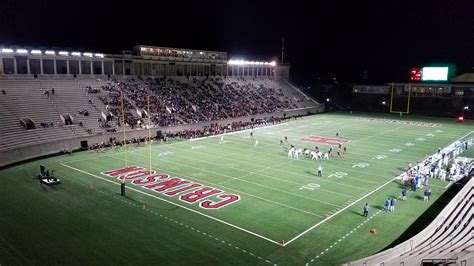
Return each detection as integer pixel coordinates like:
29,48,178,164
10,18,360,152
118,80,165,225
382,179,464,251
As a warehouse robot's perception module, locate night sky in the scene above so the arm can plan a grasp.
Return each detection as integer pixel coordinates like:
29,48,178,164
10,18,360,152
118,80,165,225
1,0,473,83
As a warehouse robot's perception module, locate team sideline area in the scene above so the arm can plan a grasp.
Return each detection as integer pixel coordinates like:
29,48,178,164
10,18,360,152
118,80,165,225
0,112,472,265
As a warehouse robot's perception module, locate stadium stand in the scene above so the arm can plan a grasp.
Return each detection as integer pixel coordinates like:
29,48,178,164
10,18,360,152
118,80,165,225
347,176,473,266
0,76,321,159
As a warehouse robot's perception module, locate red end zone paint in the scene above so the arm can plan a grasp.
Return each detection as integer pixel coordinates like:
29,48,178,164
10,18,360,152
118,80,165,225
301,136,350,145
101,166,240,210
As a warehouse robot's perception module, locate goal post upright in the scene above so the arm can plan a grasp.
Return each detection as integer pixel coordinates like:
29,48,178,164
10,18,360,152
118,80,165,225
121,92,128,167
389,81,411,115
147,95,152,174
389,81,394,113
406,82,412,114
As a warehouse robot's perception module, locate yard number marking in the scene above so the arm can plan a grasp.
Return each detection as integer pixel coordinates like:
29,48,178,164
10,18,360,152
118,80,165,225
300,183,321,191
158,151,174,157
328,172,348,179
191,145,205,150
352,162,370,168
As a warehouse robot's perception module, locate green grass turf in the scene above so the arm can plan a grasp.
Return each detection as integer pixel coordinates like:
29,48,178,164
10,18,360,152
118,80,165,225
0,112,472,265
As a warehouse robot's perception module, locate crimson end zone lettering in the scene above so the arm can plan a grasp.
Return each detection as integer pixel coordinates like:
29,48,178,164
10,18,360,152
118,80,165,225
102,166,240,210
301,136,350,145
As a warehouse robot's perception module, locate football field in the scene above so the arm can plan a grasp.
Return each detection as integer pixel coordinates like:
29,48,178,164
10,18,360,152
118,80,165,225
1,112,472,265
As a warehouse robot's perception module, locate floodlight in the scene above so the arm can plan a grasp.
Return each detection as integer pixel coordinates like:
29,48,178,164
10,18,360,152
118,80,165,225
269,61,276,66
83,52,93,57
1,48,13,53
71,52,81,56
16,49,28,54
31,50,42,55
58,51,69,56
95,53,104,58
45,50,55,55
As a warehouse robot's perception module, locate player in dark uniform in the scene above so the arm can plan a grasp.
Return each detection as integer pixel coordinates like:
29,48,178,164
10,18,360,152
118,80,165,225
343,146,347,153
280,140,283,146
284,136,288,142
337,150,342,158
250,131,253,137
336,131,339,137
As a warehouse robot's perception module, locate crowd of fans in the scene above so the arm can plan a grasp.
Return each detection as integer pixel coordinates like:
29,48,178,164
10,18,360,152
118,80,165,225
96,77,297,129
87,117,283,150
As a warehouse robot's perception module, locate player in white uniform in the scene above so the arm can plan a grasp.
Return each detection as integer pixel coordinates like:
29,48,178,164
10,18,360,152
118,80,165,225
294,149,302,159
323,152,329,160
288,146,295,159
220,135,224,143
311,151,318,160
254,139,259,147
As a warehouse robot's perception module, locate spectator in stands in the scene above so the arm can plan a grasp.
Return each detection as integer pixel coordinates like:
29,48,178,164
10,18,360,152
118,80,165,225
51,88,55,95
1,89,5,95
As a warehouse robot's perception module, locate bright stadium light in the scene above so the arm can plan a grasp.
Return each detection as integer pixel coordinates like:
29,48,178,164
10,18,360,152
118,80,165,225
464,106,470,110
83,52,93,57
58,51,69,56
31,50,42,55
1,48,14,53
228,60,276,66
326,98,330,102
16,49,28,54
71,52,81,56
382,101,386,105
95,53,104,58
45,50,56,55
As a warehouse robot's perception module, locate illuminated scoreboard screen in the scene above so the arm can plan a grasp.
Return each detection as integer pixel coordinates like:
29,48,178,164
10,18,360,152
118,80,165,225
410,67,450,81
422,67,449,81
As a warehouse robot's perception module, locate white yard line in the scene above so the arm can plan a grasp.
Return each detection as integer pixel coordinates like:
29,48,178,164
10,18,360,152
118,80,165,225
60,162,282,246
283,130,473,246
119,153,343,208
106,155,330,216
189,122,288,142
64,176,275,265
305,210,384,265
445,181,453,189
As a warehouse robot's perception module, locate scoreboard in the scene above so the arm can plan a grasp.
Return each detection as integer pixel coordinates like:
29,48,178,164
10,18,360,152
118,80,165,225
410,67,450,82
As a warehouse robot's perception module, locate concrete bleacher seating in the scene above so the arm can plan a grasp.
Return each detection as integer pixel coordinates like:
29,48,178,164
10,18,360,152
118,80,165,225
347,177,474,266
38,80,105,135
0,79,109,151
0,76,321,152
